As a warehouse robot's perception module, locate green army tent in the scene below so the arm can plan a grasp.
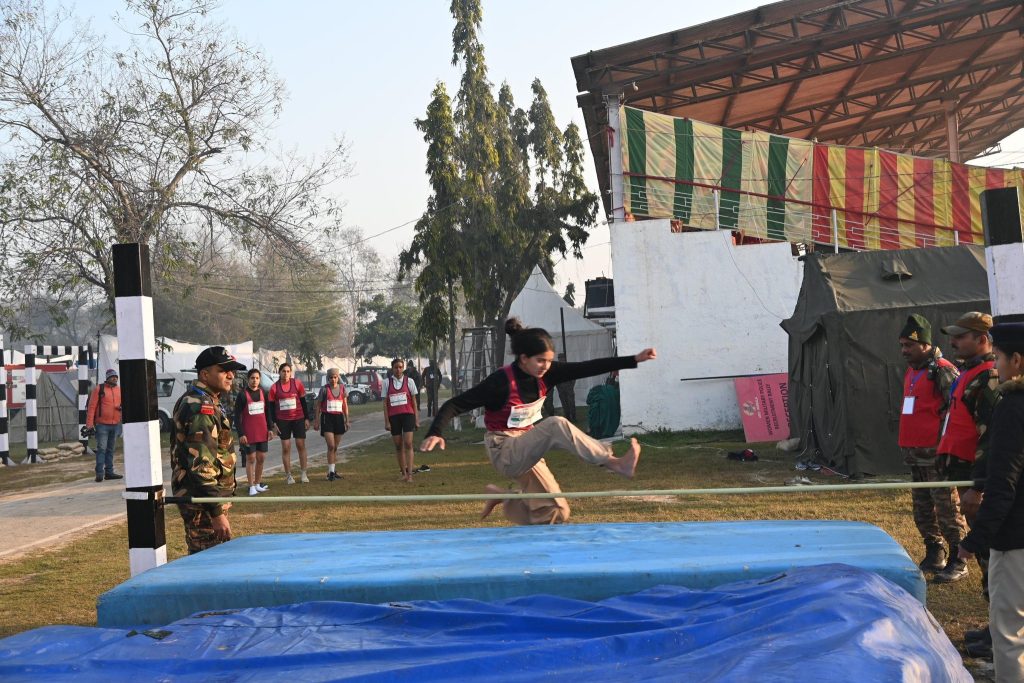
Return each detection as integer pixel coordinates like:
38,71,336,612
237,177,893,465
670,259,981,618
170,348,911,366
781,245,989,476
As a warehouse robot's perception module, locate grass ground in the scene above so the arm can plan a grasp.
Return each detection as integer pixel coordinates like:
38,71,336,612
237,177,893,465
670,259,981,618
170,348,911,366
0,441,101,494
0,419,989,674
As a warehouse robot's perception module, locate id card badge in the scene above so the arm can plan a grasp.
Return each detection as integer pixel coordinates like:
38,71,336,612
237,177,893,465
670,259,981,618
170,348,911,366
278,397,297,412
248,401,265,415
901,397,915,415
389,392,408,407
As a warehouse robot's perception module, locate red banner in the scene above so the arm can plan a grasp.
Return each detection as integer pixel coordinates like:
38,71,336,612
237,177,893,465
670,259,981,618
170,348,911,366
734,374,790,443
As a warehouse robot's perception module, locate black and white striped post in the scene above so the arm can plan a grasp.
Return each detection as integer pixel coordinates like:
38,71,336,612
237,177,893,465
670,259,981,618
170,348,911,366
0,335,8,466
77,346,91,450
981,188,1024,323
23,346,37,464
22,344,83,464
113,243,166,575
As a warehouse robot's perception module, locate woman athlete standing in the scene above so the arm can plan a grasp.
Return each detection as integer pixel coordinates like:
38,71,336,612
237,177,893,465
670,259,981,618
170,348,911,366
420,317,655,525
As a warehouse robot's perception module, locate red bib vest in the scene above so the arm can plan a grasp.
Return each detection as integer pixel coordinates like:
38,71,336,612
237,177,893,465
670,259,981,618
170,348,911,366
484,365,548,432
897,360,955,448
937,360,995,462
237,388,269,443
270,379,305,421
321,384,346,414
385,376,415,417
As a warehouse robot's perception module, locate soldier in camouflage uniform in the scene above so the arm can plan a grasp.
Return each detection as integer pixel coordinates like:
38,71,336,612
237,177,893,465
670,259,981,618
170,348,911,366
935,313,1001,589
171,347,246,554
897,314,967,574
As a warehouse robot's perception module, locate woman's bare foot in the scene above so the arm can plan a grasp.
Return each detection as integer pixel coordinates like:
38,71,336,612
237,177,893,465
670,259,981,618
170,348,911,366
604,438,641,479
481,484,507,520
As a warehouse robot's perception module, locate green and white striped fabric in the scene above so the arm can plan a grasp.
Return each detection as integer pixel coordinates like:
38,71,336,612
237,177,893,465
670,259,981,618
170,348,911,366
621,106,813,241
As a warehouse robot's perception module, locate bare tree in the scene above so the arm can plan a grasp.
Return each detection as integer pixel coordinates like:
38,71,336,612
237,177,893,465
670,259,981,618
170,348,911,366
0,0,351,337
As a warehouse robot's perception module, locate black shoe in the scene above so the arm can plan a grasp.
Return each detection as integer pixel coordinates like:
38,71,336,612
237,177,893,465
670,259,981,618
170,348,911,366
933,557,969,583
327,471,337,481
104,472,124,480
95,474,103,482
416,464,431,473
919,543,948,573
965,626,992,645
965,637,993,659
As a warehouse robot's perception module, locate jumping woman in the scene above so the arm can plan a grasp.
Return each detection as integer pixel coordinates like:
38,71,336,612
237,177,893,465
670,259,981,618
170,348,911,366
420,317,656,525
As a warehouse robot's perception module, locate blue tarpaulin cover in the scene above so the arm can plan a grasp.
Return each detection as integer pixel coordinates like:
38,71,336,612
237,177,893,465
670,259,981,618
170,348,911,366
96,521,926,628
0,565,968,682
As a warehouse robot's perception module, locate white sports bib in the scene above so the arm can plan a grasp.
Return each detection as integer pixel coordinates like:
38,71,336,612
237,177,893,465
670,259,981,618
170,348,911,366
507,396,546,429
278,397,297,412
326,399,344,413
247,401,265,415
389,392,409,407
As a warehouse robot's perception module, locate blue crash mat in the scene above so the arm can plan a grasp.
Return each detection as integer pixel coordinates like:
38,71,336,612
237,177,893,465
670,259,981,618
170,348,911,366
2,565,967,682
97,521,924,628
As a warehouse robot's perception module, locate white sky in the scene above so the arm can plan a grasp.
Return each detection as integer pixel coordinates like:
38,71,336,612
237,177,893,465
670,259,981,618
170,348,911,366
71,0,1024,295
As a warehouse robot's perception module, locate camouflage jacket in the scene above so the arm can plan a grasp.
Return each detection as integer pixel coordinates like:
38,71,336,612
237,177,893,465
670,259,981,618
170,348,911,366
959,353,1002,489
171,381,236,516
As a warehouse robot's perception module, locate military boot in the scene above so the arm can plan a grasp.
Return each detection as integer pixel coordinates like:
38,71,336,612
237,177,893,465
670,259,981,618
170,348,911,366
919,543,948,572
933,545,969,583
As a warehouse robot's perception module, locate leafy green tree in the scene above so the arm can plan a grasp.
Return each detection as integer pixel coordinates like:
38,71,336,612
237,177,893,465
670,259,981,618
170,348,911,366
352,294,420,362
406,0,599,367
0,0,349,338
563,282,576,307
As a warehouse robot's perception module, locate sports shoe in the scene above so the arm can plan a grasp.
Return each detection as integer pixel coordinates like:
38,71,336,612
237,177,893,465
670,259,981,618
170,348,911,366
256,483,269,492
327,471,337,481
300,471,309,483
285,473,295,485
933,556,969,583
416,464,431,473
249,485,259,496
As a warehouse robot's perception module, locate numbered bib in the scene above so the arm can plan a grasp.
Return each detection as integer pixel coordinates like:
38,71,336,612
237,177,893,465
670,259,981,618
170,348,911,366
247,401,265,415
326,399,344,413
389,392,409,407
279,397,297,412
507,396,546,429
901,397,915,415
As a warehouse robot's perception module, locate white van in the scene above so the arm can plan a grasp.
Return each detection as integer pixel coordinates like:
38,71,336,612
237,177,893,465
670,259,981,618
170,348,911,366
156,371,197,432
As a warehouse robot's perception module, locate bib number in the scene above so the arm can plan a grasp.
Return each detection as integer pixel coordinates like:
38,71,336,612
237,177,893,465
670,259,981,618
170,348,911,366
326,399,344,413
901,397,915,415
279,397,297,412
507,396,545,429
248,401,265,416
389,392,408,407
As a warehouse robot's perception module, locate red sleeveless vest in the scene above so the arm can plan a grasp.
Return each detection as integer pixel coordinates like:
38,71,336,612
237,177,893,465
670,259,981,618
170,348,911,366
897,359,955,448
484,365,547,432
385,376,415,417
237,388,269,443
271,379,305,421
937,360,995,462
321,384,346,414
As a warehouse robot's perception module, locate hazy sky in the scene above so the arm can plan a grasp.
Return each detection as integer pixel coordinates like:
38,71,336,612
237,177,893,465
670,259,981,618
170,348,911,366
72,0,1024,295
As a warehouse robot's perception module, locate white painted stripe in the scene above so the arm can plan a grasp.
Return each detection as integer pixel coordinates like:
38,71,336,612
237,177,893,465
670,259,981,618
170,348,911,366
114,297,156,361
123,421,164,488
0,434,8,450
130,546,167,576
986,243,1024,317
26,430,37,449
78,395,88,410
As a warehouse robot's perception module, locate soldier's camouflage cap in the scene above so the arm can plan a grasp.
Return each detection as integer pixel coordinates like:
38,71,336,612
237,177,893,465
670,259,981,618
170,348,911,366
940,311,993,336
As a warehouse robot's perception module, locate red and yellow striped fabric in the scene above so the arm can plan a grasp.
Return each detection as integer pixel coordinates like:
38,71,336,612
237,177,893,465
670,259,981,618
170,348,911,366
811,144,1023,250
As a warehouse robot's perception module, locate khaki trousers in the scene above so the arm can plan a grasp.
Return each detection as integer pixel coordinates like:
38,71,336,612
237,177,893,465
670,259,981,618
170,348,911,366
484,416,614,525
990,548,1024,682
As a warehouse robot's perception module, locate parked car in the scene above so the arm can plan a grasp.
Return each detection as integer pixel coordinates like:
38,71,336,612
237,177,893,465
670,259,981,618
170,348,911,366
344,369,385,400
156,371,197,432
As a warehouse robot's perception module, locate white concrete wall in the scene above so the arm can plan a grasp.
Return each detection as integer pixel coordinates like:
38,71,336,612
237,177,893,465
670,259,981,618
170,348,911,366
612,221,803,431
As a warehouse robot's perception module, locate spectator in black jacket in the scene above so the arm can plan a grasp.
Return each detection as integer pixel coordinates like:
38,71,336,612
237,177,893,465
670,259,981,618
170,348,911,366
959,321,1024,680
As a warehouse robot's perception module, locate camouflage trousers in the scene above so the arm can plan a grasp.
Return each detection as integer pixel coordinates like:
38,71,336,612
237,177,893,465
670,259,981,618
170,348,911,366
178,503,230,555
906,450,968,550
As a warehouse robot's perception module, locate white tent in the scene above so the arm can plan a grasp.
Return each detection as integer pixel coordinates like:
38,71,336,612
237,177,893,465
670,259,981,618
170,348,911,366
99,335,254,374
506,267,615,406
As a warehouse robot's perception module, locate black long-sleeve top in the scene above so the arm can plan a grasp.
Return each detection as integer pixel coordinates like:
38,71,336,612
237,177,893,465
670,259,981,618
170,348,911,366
233,387,275,435
426,356,637,437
